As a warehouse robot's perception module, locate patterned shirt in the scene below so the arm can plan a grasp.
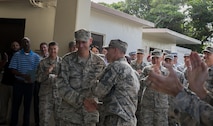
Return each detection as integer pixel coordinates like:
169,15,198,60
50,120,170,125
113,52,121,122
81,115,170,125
137,64,169,126
206,66,213,94
9,49,40,81
130,60,147,79
36,56,61,97
57,51,106,124
140,65,169,108
174,88,213,126
92,57,140,125
130,60,147,72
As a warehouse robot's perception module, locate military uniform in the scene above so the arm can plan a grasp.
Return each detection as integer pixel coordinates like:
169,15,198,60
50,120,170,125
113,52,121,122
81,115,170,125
130,49,147,78
131,60,147,70
92,57,140,126
130,60,147,75
168,66,190,126
174,88,213,126
206,66,213,94
137,65,169,126
176,67,213,126
36,56,62,126
88,39,139,126
57,51,105,125
202,46,213,105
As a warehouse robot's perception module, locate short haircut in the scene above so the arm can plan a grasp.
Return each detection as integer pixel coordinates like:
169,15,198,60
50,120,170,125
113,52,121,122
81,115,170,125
40,42,48,47
69,41,76,48
48,41,58,47
11,41,20,45
91,45,100,51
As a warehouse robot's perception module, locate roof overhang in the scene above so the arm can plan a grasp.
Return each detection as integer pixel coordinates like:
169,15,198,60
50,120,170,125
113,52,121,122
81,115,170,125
143,28,201,44
91,2,155,28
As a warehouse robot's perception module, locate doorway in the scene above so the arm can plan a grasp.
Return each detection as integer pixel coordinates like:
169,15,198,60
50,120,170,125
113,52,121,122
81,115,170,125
0,18,25,58
91,33,104,52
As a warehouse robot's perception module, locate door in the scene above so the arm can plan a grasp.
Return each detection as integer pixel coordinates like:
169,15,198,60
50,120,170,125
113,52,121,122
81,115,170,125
0,18,25,58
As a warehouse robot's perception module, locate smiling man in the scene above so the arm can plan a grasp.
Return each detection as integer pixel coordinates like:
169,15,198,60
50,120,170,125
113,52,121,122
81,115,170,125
137,49,169,126
9,37,40,126
57,29,106,125
36,41,61,126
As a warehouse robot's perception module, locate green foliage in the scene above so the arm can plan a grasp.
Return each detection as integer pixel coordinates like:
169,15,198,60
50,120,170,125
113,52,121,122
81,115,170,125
185,0,213,43
146,4,185,33
124,0,151,18
110,1,128,12
98,0,213,51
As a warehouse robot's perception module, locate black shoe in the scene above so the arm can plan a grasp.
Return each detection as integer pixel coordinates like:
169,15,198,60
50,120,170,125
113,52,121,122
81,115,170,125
34,123,39,126
0,121,6,125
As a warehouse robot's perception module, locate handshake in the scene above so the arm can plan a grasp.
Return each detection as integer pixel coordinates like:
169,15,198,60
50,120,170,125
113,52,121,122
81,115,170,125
83,98,102,112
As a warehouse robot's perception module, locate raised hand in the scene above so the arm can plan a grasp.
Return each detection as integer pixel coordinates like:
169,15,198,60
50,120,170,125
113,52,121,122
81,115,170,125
148,63,183,97
187,52,208,99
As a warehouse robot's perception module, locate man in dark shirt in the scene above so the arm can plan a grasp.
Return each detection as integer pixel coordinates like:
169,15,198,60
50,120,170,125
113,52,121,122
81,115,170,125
0,41,20,124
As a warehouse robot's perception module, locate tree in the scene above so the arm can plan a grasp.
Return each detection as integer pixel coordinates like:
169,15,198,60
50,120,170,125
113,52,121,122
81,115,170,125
98,0,213,52
185,0,213,43
125,0,151,18
101,0,186,33
146,4,185,33
99,1,127,12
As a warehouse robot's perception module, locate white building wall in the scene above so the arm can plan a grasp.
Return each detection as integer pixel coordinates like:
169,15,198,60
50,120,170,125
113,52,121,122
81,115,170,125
142,36,176,60
90,9,144,54
175,46,191,64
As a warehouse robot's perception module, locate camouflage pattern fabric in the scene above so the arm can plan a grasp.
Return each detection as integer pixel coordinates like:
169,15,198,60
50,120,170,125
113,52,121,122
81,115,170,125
137,65,169,126
174,88,213,126
92,58,140,126
36,56,62,126
57,51,105,125
130,60,147,72
168,68,188,126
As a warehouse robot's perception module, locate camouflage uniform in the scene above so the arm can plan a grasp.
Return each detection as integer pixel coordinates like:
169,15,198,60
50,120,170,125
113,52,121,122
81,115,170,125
57,51,105,125
130,60,147,71
206,66,213,95
177,67,213,126
130,60,147,78
137,65,169,126
174,88,213,126
36,56,62,126
168,68,187,126
92,57,140,126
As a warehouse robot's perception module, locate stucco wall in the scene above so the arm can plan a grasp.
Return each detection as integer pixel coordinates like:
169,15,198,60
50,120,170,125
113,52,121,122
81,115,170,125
175,46,191,65
143,35,176,51
90,9,144,54
142,35,176,61
0,2,56,52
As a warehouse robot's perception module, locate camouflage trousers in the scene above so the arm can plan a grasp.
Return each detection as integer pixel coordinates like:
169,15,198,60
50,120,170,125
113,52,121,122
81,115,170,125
57,120,96,126
137,107,168,126
39,94,60,126
168,96,181,126
102,115,136,126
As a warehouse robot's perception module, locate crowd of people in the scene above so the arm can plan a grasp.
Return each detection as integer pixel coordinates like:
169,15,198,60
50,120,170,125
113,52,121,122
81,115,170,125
0,29,212,126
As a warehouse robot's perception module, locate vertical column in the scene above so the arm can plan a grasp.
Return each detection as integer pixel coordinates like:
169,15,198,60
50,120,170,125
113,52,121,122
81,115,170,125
75,0,91,30
53,0,91,56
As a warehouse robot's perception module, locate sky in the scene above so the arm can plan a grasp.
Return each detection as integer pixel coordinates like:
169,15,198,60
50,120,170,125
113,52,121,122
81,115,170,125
91,0,124,4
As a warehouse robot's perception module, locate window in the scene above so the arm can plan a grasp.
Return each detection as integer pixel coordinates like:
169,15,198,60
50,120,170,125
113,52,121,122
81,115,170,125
91,33,104,52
